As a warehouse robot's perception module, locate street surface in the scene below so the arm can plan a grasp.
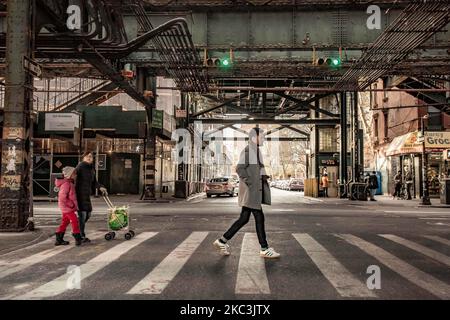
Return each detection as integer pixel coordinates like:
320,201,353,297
1,188,449,300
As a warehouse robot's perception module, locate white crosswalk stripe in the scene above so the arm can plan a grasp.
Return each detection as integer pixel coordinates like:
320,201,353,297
337,234,450,300
1,232,449,299
380,234,450,268
13,232,157,300
424,235,450,247
0,232,103,280
235,233,270,295
127,231,208,295
293,233,376,298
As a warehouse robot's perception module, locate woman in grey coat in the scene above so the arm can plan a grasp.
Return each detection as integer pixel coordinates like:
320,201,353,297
213,128,280,259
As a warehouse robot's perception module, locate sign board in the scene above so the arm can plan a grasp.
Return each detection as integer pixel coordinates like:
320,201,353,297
320,159,338,166
152,109,163,129
23,56,42,78
425,132,450,149
386,131,423,156
176,109,187,118
97,154,107,171
125,159,133,169
45,113,80,132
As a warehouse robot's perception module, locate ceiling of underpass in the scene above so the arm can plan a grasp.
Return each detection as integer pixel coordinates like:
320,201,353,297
0,0,448,117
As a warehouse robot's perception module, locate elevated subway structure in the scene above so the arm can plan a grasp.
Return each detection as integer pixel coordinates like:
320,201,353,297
0,0,449,230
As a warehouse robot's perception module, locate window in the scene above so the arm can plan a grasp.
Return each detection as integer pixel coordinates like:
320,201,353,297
383,110,389,139
374,116,379,139
427,106,442,131
319,128,338,152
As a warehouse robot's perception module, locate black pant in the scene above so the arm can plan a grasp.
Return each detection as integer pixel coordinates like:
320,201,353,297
393,183,401,197
77,211,91,238
406,183,412,200
223,207,268,249
323,187,328,197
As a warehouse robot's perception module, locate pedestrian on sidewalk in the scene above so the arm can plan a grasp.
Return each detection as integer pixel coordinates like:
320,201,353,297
213,128,280,259
75,151,108,243
393,170,402,199
368,171,379,201
55,167,83,246
321,174,329,197
405,169,413,200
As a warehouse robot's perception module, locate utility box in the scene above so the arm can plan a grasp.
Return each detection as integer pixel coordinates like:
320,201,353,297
440,179,450,205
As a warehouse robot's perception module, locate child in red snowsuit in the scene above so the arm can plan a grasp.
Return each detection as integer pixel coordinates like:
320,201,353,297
55,166,83,246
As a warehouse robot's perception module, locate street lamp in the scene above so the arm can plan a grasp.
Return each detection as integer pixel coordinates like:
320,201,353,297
421,114,431,205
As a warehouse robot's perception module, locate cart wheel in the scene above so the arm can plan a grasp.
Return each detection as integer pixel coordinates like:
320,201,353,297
125,233,132,240
129,230,135,238
111,232,116,239
105,233,113,241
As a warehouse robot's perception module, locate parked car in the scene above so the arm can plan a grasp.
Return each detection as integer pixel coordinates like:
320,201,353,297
206,177,238,197
288,178,304,191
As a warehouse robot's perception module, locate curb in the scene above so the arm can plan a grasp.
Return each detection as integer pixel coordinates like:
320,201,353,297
186,193,206,202
418,205,450,208
303,196,324,202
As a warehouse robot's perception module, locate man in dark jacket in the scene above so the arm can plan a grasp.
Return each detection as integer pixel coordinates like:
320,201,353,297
76,151,107,242
368,171,379,201
393,170,402,199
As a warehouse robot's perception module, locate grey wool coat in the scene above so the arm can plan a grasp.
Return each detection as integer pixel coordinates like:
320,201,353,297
236,144,271,210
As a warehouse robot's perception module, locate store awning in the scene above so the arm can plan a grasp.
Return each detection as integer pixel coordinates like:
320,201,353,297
386,131,423,156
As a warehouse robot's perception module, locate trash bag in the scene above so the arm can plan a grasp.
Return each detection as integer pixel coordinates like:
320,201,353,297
108,206,129,230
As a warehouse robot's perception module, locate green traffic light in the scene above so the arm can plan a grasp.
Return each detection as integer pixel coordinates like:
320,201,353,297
332,58,341,66
222,59,230,66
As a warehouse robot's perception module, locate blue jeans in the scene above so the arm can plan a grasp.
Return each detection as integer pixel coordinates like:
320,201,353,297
77,211,91,238
369,189,377,200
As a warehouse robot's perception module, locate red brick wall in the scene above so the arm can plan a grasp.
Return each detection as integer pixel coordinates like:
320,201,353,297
372,79,423,146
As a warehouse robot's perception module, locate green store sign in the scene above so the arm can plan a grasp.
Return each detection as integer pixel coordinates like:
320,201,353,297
152,109,163,129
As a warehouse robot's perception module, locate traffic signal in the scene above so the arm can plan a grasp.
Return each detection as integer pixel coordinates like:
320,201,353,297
315,57,341,68
205,57,233,69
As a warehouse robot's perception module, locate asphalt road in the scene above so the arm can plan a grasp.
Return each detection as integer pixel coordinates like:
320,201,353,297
1,188,450,300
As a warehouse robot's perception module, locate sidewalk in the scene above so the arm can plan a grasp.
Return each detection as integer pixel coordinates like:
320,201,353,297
314,194,450,209
34,192,206,204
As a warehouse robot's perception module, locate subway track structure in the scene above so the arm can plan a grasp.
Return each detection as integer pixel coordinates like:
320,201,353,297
0,0,449,229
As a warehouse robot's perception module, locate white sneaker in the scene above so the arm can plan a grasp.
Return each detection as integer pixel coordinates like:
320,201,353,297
213,239,231,256
260,247,280,259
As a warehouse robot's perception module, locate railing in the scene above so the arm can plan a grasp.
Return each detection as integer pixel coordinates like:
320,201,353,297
33,77,109,111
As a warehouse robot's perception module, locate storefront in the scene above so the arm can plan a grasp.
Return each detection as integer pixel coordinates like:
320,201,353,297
425,131,450,196
385,131,450,198
386,131,423,198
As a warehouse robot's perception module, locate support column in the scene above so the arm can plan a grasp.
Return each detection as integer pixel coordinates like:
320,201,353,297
314,100,320,194
339,92,348,198
175,93,189,198
142,74,157,200
0,0,34,231
353,92,361,182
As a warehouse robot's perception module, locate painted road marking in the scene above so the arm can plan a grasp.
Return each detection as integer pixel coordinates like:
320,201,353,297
293,233,376,298
235,233,270,295
337,234,450,300
424,235,450,247
14,232,157,299
380,234,450,268
127,232,208,295
0,232,103,280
